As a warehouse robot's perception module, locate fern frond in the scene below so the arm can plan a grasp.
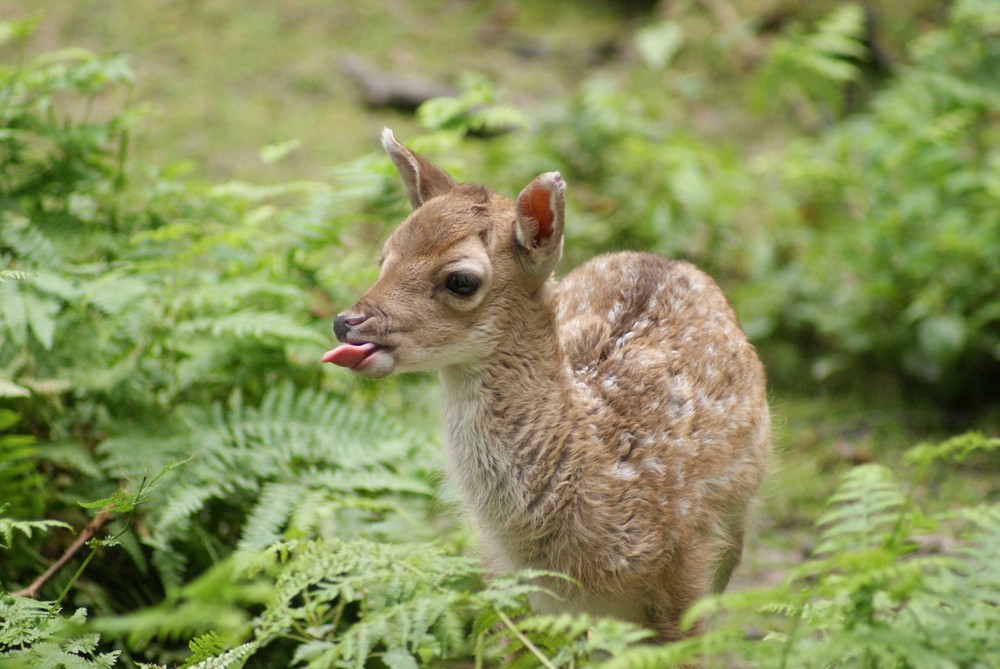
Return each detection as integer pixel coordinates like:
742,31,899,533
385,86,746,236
815,464,906,553
177,310,327,345
0,595,56,648
184,642,257,669
252,538,481,658
236,482,303,553
509,613,654,666
0,516,71,549
478,570,575,611
0,413,44,515
905,431,1000,467
0,269,35,282
0,283,28,347
90,600,249,651
313,590,467,669
170,278,303,313
83,274,151,317
0,213,62,267
99,382,436,587
0,600,122,668
306,468,435,496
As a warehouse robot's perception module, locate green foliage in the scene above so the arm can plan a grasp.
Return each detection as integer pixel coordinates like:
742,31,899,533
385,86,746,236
679,434,1000,668
250,538,478,667
96,383,436,592
0,506,70,551
0,598,122,669
0,410,43,516
754,3,868,121
749,0,1000,398
905,431,1000,469
417,73,526,137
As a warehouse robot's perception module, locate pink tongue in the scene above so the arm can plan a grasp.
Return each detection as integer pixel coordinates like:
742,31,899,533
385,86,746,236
320,342,378,368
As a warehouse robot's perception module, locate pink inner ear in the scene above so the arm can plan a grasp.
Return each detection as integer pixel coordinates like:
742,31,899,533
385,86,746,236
525,186,554,243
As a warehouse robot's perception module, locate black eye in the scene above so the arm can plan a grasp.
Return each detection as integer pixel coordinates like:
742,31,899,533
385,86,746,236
445,272,479,296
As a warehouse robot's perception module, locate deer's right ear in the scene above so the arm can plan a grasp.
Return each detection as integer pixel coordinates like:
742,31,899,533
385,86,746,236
381,128,457,210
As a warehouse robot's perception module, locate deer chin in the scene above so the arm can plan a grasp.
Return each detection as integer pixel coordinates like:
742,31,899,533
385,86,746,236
321,342,396,378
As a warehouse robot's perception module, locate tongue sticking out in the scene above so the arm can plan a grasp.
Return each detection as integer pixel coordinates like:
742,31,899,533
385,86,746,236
320,342,379,368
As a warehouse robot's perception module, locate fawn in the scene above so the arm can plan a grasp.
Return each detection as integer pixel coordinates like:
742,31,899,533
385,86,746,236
322,130,771,641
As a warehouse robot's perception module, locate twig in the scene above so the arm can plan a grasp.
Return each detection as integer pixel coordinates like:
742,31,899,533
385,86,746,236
13,511,114,599
496,610,558,669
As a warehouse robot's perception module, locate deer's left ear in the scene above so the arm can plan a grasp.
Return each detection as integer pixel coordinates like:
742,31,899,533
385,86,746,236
514,172,565,280
382,128,457,210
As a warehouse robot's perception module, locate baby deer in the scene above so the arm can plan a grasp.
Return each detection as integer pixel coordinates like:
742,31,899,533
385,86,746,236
323,130,771,641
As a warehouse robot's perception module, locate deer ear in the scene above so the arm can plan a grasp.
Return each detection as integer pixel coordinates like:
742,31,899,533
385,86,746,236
514,172,565,279
381,128,457,209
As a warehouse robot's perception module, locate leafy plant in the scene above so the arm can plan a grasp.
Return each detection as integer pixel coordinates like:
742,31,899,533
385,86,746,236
753,3,869,123
746,0,1000,400
670,432,1000,668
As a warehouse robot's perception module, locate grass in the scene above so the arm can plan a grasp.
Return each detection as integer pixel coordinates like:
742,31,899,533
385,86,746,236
4,0,636,181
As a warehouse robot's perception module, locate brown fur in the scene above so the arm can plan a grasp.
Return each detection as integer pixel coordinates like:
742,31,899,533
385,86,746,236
330,130,771,641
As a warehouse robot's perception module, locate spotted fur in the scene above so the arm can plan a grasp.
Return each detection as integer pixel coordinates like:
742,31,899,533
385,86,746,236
330,130,771,641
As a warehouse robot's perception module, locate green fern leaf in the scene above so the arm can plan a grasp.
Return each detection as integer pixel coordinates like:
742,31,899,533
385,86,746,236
236,482,303,552
177,310,327,345
0,516,72,549
183,641,256,669
0,283,28,347
0,213,61,266
0,269,35,282
816,464,906,553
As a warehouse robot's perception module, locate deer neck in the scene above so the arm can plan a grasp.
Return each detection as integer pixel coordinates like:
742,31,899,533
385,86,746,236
438,285,580,534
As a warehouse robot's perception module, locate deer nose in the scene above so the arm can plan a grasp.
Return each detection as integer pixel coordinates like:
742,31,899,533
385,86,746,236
333,312,368,342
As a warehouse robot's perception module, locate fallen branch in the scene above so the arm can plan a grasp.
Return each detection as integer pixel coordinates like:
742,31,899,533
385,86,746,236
14,511,114,599
340,53,457,111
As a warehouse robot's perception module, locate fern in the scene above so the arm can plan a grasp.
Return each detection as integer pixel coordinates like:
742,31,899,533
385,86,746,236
96,383,437,591
0,514,71,550
0,410,44,518
247,538,481,666
755,3,868,120
905,431,1000,468
0,601,122,669
184,642,257,669
177,310,327,345
815,464,906,554
0,269,35,282
236,482,304,552
681,433,1000,668
417,74,526,137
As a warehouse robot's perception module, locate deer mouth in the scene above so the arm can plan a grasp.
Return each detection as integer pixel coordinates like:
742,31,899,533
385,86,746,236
320,341,389,370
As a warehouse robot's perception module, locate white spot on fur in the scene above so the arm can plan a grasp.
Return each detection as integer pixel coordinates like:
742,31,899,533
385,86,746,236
607,301,625,323
613,461,638,481
645,458,664,475
614,330,636,348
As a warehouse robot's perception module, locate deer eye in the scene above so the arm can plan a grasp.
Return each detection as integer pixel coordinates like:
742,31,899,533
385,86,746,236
445,272,479,297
